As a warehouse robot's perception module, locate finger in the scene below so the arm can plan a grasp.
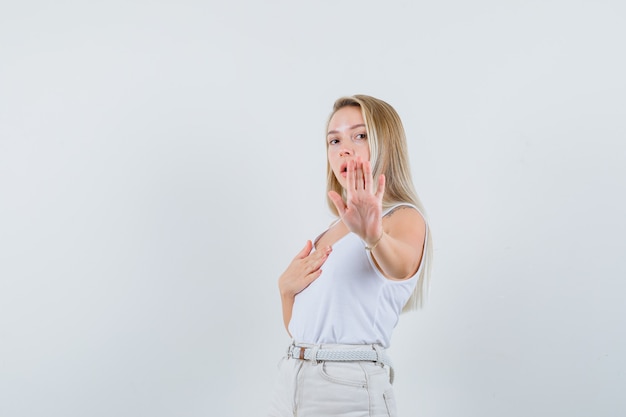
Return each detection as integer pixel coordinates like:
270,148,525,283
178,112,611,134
305,250,330,273
312,245,332,263
347,159,356,192
305,244,329,263
355,158,365,190
363,160,373,192
375,174,386,199
300,268,323,291
317,245,332,257
294,240,313,260
328,191,347,217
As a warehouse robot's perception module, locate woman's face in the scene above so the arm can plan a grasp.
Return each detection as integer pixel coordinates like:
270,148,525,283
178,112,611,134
327,106,371,188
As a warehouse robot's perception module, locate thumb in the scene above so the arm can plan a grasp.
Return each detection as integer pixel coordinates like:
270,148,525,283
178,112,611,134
295,240,313,259
328,191,347,217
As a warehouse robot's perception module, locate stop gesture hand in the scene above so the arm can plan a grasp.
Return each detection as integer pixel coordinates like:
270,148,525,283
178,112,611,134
328,157,386,247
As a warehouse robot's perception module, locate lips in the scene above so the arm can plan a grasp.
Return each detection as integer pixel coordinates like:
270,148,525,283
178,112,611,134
340,162,348,177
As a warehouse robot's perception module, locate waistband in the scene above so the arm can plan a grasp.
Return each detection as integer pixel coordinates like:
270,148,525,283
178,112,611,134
286,342,395,384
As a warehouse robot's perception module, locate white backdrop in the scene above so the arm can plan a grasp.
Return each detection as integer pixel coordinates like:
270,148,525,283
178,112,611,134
1,1,625,416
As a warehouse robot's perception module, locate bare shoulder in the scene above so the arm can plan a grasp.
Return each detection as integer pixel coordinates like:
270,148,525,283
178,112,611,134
384,205,426,226
383,205,426,247
314,218,347,249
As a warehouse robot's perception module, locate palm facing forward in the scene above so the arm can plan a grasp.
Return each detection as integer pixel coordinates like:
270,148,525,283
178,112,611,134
328,157,386,247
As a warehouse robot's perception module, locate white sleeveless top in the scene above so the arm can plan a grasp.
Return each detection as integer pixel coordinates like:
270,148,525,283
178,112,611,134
288,204,427,348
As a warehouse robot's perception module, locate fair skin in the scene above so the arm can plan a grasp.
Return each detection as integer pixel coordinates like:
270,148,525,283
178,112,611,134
278,105,426,334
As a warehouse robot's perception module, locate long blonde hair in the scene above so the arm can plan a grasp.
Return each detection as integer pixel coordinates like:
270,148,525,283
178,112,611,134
325,95,433,311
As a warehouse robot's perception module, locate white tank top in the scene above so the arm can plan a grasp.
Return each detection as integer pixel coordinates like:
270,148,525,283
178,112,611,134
288,204,427,348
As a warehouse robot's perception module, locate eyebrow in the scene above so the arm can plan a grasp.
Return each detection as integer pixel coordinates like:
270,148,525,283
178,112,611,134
327,124,366,136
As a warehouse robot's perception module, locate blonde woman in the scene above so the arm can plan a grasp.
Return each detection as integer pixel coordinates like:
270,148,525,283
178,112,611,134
268,95,433,417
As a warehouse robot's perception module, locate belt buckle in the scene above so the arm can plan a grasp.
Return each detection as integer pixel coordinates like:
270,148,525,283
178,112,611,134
298,346,306,360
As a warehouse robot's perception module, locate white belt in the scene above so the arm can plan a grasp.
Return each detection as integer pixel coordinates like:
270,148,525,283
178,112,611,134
287,344,395,383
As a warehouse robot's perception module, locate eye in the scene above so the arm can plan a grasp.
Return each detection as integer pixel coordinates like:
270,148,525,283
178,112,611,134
328,138,339,145
354,133,367,141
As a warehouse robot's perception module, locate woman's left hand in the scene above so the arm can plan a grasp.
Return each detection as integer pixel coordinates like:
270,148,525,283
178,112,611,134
328,157,385,246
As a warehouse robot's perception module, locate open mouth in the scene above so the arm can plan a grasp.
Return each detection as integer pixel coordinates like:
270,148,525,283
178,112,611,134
340,163,348,177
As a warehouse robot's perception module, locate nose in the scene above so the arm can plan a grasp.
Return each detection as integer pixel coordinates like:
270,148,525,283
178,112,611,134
339,148,353,157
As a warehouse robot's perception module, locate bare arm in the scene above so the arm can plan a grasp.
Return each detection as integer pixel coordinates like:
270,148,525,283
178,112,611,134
328,157,425,280
280,294,295,336
368,207,426,279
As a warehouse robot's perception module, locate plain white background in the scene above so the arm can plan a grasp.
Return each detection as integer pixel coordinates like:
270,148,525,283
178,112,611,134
1,1,625,416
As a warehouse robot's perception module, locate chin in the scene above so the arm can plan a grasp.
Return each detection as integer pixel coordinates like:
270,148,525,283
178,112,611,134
333,175,346,188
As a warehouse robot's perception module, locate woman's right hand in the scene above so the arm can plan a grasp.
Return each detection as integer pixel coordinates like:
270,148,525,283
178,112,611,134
278,240,332,298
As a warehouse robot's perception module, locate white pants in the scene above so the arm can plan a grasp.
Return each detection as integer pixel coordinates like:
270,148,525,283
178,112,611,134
267,344,398,417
